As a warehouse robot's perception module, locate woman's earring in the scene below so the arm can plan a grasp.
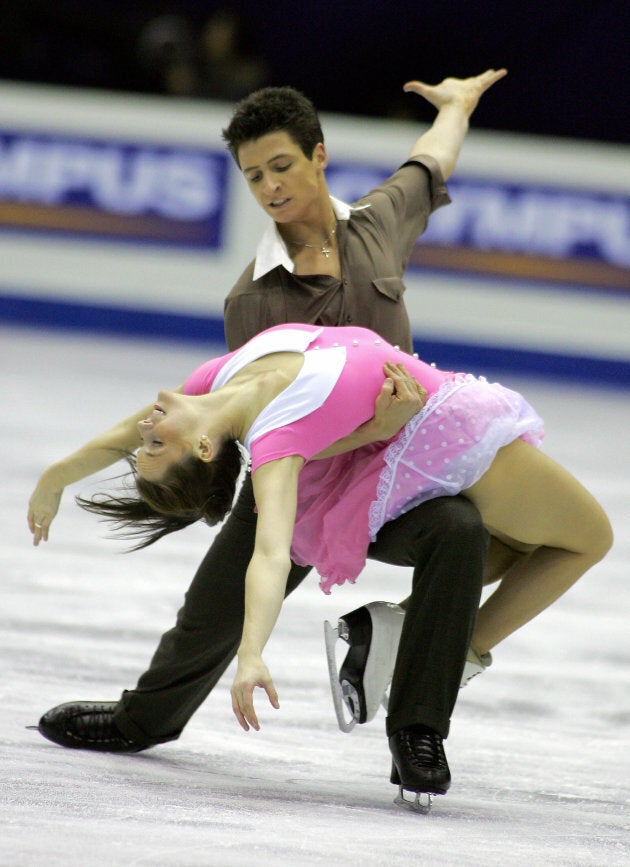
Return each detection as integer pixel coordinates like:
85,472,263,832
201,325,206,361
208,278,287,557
199,434,212,461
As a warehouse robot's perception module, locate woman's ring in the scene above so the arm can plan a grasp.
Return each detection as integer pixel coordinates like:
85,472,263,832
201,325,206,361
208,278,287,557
35,523,43,529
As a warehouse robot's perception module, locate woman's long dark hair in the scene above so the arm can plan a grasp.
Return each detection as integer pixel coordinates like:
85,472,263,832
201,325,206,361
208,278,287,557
76,440,243,550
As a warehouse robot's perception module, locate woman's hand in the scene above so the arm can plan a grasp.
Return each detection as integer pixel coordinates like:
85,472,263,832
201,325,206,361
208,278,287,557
404,68,507,119
231,652,280,731
27,470,64,545
26,392,186,548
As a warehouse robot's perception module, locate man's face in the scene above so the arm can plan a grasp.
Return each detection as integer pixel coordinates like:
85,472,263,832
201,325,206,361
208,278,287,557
237,131,327,223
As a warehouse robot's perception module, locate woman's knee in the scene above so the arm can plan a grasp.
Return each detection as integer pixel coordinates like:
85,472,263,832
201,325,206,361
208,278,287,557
588,508,614,563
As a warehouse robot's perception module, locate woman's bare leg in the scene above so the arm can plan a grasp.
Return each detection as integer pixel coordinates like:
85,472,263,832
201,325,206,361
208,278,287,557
483,534,535,586
397,522,538,610
463,439,613,654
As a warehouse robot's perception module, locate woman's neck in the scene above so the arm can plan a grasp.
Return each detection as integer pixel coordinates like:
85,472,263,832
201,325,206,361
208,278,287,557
193,387,248,445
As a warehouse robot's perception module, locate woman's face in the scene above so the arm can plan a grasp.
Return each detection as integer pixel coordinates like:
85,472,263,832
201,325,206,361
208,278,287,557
237,131,327,224
136,391,197,480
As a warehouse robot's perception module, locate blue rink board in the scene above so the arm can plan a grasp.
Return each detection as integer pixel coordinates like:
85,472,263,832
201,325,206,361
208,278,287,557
1,292,628,389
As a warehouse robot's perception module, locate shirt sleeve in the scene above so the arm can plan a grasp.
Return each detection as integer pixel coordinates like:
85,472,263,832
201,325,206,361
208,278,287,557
355,156,451,261
405,154,451,213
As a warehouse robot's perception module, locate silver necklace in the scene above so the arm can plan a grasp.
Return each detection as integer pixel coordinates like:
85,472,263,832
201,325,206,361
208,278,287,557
287,224,337,258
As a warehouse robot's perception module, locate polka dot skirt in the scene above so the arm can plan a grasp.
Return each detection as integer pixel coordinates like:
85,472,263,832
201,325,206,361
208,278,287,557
368,374,545,539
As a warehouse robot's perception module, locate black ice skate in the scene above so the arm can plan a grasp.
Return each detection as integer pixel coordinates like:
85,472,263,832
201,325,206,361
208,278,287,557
389,725,451,814
35,701,146,752
324,601,405,732
324,602,492,732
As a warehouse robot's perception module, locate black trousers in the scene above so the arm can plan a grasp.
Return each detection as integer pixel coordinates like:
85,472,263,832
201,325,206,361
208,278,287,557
113,475,486,745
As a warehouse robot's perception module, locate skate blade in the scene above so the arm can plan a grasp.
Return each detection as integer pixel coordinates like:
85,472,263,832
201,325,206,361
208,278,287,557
323,620,356,733
394,787,433,814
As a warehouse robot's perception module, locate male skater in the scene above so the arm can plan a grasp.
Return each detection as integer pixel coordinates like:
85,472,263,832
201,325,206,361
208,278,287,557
33,70,506,805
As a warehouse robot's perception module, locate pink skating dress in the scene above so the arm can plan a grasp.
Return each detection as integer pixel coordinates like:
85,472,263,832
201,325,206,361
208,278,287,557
184,324,545,593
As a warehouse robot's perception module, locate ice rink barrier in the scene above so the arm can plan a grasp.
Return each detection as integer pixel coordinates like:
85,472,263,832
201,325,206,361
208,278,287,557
1,82,628,386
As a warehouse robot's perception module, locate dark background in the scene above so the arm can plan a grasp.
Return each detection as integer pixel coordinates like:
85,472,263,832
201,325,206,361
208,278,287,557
0,0,628,145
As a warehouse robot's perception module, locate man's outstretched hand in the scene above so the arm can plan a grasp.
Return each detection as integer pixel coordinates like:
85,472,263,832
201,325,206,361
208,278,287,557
404,68,507,119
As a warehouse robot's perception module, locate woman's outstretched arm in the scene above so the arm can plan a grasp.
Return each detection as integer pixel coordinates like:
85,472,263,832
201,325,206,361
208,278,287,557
231,454,304,731
27,387,183,545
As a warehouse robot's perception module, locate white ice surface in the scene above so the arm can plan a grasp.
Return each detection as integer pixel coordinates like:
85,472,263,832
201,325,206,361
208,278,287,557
1,326,628,866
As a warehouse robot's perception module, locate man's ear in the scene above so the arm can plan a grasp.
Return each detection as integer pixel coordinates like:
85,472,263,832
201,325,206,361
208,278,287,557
197,434,215,463
313,141,328,170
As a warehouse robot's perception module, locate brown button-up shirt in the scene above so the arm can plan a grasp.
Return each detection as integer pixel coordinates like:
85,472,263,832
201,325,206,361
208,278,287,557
224,155,450,352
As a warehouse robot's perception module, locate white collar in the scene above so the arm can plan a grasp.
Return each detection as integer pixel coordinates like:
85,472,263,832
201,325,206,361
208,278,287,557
252,195,368,280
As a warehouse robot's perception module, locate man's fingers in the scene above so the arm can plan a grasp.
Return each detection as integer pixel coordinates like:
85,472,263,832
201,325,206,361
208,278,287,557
402,80,427,96
374,378,394,409
383,362,425,401
479,68,508,91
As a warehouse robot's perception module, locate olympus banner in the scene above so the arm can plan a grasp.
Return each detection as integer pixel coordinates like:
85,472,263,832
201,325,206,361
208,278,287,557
0,131,229,247
1,128,628,292
327,165,630,292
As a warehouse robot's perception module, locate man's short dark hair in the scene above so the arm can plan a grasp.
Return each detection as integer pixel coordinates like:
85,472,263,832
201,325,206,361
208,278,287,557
222,86,324,165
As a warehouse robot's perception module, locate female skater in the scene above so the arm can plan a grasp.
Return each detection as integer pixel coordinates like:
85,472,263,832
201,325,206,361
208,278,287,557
28,323,612,741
